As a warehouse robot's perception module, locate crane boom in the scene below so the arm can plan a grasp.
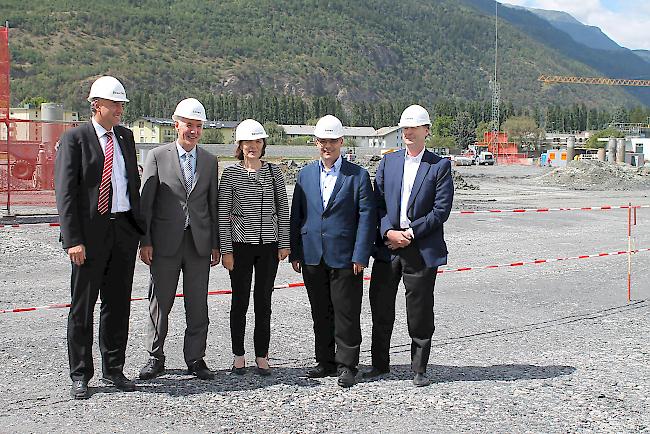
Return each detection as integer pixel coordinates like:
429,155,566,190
538,75,650,87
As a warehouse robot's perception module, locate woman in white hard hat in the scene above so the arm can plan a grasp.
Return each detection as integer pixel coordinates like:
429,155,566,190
218,119,290,376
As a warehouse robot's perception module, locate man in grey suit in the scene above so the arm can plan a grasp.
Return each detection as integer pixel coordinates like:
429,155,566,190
138,98,220,380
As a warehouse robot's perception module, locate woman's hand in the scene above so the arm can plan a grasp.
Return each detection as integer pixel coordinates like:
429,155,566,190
278,248,290,261
222,253,234,271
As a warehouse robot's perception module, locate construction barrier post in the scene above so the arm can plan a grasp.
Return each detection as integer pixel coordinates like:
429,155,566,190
627,203,632,302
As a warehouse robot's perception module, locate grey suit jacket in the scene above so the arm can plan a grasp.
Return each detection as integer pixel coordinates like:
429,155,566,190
140,142,219,257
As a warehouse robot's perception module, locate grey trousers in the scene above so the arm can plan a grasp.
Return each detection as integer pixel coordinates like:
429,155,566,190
145,228,210,366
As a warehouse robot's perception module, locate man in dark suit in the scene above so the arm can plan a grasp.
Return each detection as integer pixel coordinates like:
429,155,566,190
290,115,375,388
55,76,144,399
138,98,220,381
365,104,454,387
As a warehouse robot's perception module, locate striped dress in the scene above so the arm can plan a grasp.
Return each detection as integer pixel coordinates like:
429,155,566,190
218,162,290,254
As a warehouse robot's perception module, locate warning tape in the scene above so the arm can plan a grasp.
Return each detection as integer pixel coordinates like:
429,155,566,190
1,247,647,315
453,204,649,215
0,204,648,229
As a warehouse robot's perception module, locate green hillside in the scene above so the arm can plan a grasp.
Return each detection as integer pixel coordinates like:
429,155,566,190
1,0,641,117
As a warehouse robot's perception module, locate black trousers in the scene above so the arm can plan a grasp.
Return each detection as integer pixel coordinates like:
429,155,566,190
67,215,139,381
229,242,279,357
302,261,363,372
369,243,437,373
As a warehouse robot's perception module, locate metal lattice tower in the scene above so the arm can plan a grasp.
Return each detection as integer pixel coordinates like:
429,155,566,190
488,2,500,160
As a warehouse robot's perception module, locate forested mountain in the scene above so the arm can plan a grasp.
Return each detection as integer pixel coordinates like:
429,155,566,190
465,0,650,105
504,5,625,51
1,0,647,121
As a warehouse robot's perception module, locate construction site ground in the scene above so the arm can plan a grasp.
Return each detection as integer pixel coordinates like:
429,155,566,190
1,163,649,433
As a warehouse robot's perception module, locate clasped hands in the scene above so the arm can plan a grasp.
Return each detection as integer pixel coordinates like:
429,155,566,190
384,229,413,250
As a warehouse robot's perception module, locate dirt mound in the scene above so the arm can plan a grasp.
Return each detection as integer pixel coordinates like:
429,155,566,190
536,160,650,190
277,157,478,190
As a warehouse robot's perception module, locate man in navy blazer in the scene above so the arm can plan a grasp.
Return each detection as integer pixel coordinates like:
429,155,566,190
365,105,453,387
290,115,375,388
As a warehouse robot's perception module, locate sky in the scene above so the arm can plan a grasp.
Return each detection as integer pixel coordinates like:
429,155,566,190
503,0,650,50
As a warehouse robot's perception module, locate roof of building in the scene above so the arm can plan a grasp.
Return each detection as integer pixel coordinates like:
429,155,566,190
138,116,238,129
281,124,375,137
374,126,401,137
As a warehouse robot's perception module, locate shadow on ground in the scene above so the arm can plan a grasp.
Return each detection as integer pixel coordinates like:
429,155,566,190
359,363,576,384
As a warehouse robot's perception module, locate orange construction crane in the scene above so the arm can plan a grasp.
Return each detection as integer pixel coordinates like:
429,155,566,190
538,75,650,87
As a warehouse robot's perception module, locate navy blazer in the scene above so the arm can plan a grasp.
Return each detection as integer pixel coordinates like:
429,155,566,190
374,149,453,268
289,159,376,268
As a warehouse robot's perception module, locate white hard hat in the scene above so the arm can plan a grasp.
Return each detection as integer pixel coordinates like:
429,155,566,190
398,104,431,127
87,76,129,102
235,119,268,142
314,115,344,139
172,98,207,122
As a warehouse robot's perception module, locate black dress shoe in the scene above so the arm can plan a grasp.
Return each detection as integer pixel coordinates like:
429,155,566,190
71,380,89,400
101,373,136,392
188,359,214,380
362,367,390,379
306,364,337,378
337,368,356,388
139,357,165,380
413,372,431,387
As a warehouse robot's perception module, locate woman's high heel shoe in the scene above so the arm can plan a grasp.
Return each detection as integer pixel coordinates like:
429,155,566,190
231,356,246,375
255,356,272,376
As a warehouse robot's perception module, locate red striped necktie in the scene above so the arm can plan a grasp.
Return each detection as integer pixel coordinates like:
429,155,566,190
97,132,114,214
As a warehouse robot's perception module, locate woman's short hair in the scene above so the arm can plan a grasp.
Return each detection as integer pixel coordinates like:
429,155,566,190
235,138,267,160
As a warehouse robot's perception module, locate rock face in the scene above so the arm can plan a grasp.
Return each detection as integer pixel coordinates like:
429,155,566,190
536,160,650,190
277,156,478,190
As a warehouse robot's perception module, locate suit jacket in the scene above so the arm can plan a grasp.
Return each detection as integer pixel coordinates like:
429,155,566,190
139,142,219,257
374,149,453,268
55,122,144,255
289,158,375,268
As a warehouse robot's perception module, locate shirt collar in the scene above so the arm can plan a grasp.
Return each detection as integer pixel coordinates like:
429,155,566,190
405,147,425,163
319,155,343,173
92,118,114,139
176,141,197,160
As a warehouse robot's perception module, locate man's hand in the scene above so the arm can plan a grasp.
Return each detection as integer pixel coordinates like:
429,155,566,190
291,260,302,273
67,244,86,266
278,248,290,261
222,253,234,271
353,262,365,275
211,249,221,267
385,229,412,250
139,246,153,265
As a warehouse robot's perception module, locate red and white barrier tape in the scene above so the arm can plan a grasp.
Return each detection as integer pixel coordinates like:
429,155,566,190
453,204,649,215
1,204,648,229
2,247,647,315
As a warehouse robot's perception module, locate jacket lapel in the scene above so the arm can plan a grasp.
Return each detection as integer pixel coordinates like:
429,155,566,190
86,122,104,167
168,143,187,193
191,147,207,195
309,162,324,212
389,150,404,226
407,150,433,212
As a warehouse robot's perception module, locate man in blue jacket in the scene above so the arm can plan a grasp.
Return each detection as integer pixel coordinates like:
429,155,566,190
365,105,454,387
290,115,375,388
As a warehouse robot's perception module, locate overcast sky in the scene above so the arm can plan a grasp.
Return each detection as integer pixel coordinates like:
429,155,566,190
503,0,650,50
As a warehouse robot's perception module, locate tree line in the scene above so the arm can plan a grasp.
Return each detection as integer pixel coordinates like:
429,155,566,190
121,92,650,134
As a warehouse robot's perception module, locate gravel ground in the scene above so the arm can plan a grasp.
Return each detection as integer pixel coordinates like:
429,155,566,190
1,165,649,433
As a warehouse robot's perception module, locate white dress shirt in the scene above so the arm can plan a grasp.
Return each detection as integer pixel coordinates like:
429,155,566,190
319,156,342,208
400,147,425,236
92,119,130,212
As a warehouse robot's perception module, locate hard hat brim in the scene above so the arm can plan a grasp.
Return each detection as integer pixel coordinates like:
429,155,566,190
172,114,207,122
87,96,130,103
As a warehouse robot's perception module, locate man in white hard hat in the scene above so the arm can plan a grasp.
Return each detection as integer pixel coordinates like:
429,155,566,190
55,75,145,399
289,114,376,388
366,104,453,387
138,98,220,381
